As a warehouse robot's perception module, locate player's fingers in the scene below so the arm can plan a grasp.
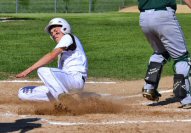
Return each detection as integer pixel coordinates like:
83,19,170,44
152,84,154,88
15,74,21,78
16,73,25,78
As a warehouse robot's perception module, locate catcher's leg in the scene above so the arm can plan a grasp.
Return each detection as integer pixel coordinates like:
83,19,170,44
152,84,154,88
142,61,162,101
143,53,170,101
173,74,187,99
173,55,191,108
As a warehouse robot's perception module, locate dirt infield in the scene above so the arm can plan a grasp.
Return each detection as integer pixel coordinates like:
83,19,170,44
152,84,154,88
1,76,191,132
119,5,191,13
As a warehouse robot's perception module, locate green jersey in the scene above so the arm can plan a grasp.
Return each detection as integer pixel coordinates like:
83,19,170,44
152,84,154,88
138,0,177,11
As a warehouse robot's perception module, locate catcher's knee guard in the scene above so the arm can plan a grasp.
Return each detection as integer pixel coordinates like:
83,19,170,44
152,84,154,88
144,62,163,88
143,53,170,101
173,52,191,99
143,62,163,101
144,52,170,87
173,74,187,99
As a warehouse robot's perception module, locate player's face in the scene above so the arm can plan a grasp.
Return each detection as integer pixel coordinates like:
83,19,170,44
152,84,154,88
50,27,64,43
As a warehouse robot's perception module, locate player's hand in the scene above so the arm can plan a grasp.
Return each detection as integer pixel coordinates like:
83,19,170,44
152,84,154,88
16,69,31,78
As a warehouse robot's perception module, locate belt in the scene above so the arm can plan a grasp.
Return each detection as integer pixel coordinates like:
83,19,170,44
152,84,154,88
140,7,167,12
82,76,85,82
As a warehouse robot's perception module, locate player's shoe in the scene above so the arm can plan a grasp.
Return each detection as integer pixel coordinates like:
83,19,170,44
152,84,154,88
179,103,191,109
142,88,161,101
58,93,72,101
179,95,191,109
58,92,83,103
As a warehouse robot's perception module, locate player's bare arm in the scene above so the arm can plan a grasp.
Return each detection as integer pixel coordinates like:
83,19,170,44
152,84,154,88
16,47,64,78
184,0,191,9
16,25,65,78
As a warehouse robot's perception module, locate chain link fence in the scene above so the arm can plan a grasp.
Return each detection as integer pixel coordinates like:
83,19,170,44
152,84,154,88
0,0,185,13
0,0,137,13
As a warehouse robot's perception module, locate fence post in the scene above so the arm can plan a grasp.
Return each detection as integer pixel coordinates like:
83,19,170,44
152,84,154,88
54,0,57,13
89,0,92,13
178,0,183,4
16,0,18,13
121,0,125,7
180,0,183,4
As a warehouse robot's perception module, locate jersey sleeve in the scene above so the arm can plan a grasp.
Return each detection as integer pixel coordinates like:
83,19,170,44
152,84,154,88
54,34,73,49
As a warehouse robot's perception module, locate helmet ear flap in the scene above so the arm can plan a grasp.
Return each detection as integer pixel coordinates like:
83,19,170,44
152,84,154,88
60,27,68,34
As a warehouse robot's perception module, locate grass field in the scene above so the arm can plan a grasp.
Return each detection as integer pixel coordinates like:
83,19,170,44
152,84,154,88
0,0,185,13
0,0,138,13
0,13,191,80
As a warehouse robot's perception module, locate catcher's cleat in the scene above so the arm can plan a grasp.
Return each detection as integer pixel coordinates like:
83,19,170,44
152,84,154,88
142,88,161,101
179,103,191,109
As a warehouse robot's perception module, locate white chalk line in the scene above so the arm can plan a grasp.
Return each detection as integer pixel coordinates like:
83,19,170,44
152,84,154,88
0,20,25,23
109,89,172,100
2,112,191,126
44,119,191,126
0,80,116,84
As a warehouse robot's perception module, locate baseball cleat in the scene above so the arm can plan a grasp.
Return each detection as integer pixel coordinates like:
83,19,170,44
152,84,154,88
142,88,161,101
58,92,83,102
179,103,191,109
58,93,76,101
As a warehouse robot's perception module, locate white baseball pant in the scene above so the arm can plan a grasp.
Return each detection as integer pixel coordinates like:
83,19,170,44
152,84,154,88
18,67,85,101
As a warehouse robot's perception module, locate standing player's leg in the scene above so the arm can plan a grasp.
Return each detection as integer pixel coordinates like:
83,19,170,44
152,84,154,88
140,20,170,101
173,54,190,99
142,52,170,101
156,8,191,108
173,54,191,108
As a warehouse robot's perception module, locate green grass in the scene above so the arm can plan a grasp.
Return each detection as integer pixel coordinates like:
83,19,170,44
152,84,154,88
0,13,190,80
0,0,138,13
0,0,185,13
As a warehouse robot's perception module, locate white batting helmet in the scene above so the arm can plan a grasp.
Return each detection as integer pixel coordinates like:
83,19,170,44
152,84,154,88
45,18,71,35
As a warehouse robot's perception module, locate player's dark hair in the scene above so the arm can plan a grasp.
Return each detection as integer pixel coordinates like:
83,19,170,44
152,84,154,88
48,25,62,33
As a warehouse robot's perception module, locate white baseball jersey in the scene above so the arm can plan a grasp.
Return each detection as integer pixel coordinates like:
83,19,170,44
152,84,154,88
56,34,88,78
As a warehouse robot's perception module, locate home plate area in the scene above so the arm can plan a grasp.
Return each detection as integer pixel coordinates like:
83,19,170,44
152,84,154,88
0,77,191,132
